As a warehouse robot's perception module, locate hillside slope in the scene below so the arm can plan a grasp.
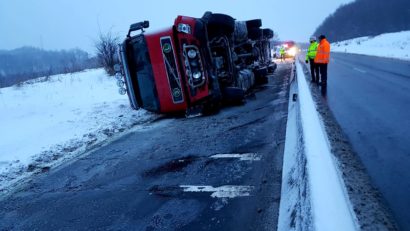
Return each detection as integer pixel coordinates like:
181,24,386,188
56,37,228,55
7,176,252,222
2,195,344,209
314,0,410,42
332,30,410,60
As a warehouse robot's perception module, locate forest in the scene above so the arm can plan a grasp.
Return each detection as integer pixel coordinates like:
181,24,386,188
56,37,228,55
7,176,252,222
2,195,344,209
314,0,410,42
0,47,98,88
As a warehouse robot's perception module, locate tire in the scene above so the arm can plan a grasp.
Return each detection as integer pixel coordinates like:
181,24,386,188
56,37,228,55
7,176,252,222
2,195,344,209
222,87,245,103
254,67,268,85
248,28,262,40
202,12,235,36
262,28,274,39
245,19,262,30
268,63,277,73
234,21,248,42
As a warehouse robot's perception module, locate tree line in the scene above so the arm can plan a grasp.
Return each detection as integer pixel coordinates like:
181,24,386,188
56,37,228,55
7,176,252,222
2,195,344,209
0,47,100,88
314,0,410,42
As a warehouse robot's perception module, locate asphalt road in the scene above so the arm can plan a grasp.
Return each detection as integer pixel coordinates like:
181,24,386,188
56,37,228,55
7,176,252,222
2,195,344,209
323,53,410,231
0,63,291,231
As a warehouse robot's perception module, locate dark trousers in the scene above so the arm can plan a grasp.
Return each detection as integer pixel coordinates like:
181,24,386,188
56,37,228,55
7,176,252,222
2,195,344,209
317,63,328,87
309,59,319,82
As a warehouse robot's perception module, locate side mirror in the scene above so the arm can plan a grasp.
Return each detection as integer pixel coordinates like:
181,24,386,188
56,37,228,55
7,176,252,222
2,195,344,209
128,21,149,37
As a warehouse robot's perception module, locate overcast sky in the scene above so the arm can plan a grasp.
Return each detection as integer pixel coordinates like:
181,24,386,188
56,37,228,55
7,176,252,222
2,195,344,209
0,0,354,53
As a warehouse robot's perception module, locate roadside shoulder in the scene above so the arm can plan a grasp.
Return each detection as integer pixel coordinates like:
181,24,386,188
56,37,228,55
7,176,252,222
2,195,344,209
298,58,399,231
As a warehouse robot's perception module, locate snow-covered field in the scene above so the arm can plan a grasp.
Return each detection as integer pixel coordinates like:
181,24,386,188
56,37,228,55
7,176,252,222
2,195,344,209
0,69,155,191
332,30,410,60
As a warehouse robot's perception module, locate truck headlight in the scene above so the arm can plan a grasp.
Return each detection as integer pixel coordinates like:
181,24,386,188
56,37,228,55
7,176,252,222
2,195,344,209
177,23,192,34
117,80,125,88
118,87,127,95
114,64,121,72
187,49,197,59
115,73,123,81
192,71,202,79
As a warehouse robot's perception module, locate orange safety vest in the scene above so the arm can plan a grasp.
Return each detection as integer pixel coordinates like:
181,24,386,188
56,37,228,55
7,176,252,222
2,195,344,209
314,38,330,64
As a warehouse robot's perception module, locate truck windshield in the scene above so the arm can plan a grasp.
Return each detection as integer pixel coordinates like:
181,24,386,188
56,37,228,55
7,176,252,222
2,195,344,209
126,36,160,112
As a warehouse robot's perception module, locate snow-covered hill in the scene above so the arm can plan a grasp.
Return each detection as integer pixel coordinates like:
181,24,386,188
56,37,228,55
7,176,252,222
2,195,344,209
332,30,410,60
0,69,154,191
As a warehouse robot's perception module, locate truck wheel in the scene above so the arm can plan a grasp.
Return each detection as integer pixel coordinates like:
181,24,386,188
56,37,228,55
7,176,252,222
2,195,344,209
203,12,235,36
262,28,274,39
234,21,248,42
222,87,245,104
254,67,268,85
245,19,262,30
248,28,262,40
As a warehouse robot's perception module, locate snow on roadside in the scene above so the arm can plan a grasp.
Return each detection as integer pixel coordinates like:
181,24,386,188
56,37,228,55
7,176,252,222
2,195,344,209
295,61,357,230
332,30,410,61
279,62,358,231
0,69,155,191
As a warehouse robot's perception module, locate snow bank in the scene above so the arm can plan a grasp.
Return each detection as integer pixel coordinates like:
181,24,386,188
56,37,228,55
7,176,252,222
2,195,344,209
278,62,358,230
0,69,154,191
332,30,410,60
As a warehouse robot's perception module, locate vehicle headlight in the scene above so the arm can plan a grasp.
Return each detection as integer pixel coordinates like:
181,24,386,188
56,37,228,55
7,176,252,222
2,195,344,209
118,87,127,95
177,23,191,34
114,64,121,72
187,49,197,59
288,47,297,56
117,80,125,88
115,73,123,80
192,71,202,79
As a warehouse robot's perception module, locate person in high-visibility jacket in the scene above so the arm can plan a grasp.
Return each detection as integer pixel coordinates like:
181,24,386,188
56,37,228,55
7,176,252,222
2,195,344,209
279,47,286,61
314,35,331,93
305,36,319,83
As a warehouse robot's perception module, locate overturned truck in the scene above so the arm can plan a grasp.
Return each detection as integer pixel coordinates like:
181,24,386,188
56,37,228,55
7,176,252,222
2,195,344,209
115,12,276,115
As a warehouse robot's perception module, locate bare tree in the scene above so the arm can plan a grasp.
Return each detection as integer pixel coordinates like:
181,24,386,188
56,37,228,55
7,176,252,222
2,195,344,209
95,30,119,76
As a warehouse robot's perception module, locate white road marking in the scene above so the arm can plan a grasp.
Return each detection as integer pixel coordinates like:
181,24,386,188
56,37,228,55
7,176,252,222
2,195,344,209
180,185,254,198
353,67,367,73
209,153,261,161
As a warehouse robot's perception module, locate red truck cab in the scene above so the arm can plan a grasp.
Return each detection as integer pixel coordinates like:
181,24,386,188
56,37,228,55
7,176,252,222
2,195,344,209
119,17,212,114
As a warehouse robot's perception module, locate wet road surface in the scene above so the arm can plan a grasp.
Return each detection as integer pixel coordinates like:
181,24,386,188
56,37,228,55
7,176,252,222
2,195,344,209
324,53,410,231
0,63,291,231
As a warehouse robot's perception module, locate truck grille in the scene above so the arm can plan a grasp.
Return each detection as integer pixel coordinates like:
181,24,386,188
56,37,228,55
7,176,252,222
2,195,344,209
160,36,184,103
